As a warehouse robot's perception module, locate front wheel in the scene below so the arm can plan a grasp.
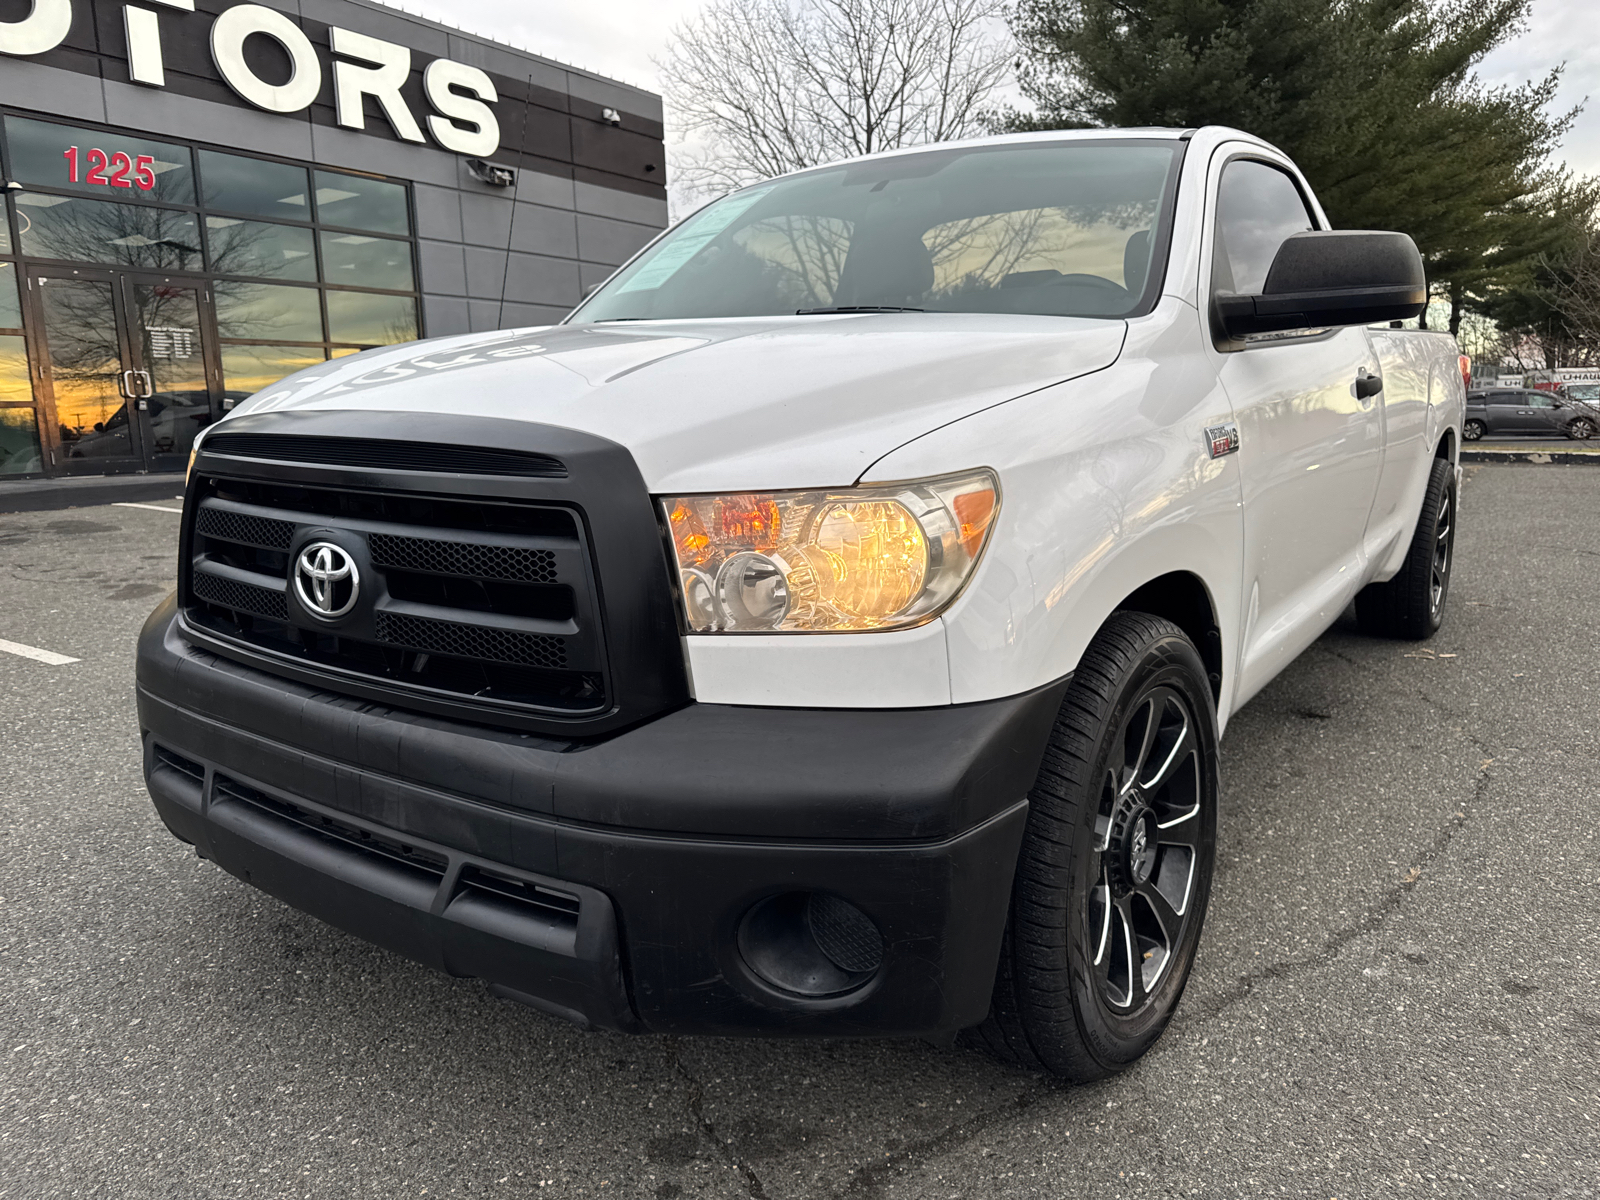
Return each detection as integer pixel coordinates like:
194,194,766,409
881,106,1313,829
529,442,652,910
1566,417,1596,440
1355,455,1456,639
1463,419,1485,441
968,613,1218,1081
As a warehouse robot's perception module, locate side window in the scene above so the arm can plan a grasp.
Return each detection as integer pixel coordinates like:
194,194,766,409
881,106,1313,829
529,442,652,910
1487,392,1516,405
1529,394,1557,408
1212,160,1317,296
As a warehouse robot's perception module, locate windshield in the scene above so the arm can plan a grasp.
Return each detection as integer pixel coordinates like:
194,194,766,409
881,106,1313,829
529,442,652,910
571,140,1183,323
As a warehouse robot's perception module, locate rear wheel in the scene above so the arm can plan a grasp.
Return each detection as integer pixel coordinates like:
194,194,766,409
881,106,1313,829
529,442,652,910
1463,419,1485,441
1355,455,1456,639
1566,417,1596,440
968,612,1218,1081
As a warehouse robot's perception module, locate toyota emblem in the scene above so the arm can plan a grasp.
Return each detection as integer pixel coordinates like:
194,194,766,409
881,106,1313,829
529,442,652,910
294,542,359,620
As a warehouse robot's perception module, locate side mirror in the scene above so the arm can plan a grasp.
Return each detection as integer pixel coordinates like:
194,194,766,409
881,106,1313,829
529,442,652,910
1216,230,1426,339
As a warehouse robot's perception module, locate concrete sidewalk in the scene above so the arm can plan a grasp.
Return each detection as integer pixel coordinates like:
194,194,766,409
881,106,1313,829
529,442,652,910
0,472,186,513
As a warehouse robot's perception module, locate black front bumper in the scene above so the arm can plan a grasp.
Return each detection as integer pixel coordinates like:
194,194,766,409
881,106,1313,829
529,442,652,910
138,598,1066,1037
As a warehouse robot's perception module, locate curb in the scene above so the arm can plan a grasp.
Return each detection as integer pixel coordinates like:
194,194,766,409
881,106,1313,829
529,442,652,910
1462,448,1600,465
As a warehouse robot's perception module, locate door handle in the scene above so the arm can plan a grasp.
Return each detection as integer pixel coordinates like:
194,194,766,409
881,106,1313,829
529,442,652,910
1355,369,1383,401
119,369,138,398
134,369,154,399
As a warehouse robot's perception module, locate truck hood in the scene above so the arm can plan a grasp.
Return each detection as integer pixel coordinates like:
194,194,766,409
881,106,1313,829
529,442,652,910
228,314,1127,491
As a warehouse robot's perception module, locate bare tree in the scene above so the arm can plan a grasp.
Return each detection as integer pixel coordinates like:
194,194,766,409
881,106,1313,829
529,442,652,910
1545,230,1600,355
659,0,1012,196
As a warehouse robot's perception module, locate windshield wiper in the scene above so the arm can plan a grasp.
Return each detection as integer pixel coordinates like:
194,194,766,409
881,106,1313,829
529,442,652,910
795,305,927,314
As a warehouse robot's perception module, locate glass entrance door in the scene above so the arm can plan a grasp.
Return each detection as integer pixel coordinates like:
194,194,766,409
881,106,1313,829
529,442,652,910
125,276,216,471
30,266,219,473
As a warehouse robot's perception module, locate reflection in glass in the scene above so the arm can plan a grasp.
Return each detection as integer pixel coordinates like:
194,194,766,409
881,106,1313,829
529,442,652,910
208,217,317,282
319,232,413,291
197,149,310,221
0,334,32,402
4,116,195,205
0,200,9,254
222,344,326,399
133,284,212,458
0,264,21,329
214,281,324,343
314,170,408,235
17,192,201,271
0,406,43,476
38,278,133,460
325,290,417,346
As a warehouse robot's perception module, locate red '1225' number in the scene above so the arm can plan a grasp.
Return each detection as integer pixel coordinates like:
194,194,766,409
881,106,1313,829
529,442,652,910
63,146,157,191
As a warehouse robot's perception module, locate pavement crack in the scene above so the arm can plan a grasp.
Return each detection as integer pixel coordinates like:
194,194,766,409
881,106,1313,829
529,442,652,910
830,1081,1055,1199
1191,748,1495,1025
665,1041,770,1200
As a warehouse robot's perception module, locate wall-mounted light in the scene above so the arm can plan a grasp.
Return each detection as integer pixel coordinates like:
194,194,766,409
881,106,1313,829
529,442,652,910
465,158,516,187
602,107,621,126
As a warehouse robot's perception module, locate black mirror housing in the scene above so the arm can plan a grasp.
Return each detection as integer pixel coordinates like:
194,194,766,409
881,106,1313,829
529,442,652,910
1217,230,1426,339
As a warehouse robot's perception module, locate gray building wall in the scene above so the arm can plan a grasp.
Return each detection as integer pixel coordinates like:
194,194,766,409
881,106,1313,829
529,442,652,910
0,0,669,335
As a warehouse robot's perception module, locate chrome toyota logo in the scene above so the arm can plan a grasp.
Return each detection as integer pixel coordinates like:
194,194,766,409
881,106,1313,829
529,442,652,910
294,542,359,620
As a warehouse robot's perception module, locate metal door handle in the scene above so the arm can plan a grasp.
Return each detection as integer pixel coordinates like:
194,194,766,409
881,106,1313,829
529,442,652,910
134,370,154,398
120,369,138,398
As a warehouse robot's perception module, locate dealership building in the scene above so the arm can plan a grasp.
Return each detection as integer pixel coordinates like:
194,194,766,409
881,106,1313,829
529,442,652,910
0,0,667,483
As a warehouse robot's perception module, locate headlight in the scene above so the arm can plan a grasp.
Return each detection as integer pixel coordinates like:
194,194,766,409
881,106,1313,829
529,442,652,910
662,470,998,633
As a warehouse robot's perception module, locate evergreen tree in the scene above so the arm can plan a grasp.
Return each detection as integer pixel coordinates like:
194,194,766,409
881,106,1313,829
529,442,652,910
1004,0,1593,335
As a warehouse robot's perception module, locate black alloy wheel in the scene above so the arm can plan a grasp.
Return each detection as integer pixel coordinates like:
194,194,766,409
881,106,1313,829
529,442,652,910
1462,419,1485,441
1355,455,1457,639
1567,417,1597,440
1087,684,1207,1011
969,612,1218,1081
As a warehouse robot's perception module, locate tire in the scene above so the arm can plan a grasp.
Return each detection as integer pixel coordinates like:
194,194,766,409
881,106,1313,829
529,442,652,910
968,612,1218,1081
1566,417,1596,440
1354,455,1456,639
1462,419,1485,441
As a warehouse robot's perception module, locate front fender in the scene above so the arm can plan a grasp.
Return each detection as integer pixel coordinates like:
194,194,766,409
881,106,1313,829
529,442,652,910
866,301,1247,728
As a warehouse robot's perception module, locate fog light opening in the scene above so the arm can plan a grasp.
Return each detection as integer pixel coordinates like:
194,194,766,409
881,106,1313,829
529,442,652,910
737,891,884,999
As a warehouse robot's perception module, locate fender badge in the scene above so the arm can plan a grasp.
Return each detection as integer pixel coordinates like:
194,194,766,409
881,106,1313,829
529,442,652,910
1205,423,1240,459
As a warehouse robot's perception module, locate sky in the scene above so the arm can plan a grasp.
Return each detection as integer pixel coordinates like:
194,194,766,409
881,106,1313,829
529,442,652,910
392,0,1600,177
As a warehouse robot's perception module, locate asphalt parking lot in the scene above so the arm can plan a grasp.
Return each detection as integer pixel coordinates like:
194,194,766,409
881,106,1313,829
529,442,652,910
1,464,1596,1200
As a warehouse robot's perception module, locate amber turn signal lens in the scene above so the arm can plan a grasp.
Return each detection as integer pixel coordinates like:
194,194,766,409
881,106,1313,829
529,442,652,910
660,470,998,633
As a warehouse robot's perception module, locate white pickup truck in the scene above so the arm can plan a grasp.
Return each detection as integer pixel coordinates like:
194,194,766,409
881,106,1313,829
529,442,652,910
139,126,1464,1081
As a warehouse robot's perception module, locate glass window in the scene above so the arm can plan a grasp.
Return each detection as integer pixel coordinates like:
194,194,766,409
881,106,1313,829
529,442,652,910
197,149,310,221
313,171,408,235
0,200,9,254
16,191,201,271
214,281,324,343
0,404,42,475
577,142,1179,322
221,344,328,399
4,116,195,206
0,335,32,402
0,263,21,329
319,232,413,291
1213,160,1316,296
325,290,417,346
207,217,317,282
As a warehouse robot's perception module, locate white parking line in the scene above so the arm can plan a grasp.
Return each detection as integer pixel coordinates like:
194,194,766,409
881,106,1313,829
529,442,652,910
112,502,184,514
0,638,80,666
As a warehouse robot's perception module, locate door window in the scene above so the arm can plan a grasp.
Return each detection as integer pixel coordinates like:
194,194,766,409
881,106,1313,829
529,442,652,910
38,277,134,461
1527,394,1557,408
1213,160,1317,295
131,284,211,458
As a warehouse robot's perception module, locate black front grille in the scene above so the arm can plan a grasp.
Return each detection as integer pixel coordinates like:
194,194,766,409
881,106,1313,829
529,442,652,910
375,611,569,670
153,745,205,786
195,506,295,550
193,570,288,621
204,433,567,478
368,533,559,583
184,474,607,723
